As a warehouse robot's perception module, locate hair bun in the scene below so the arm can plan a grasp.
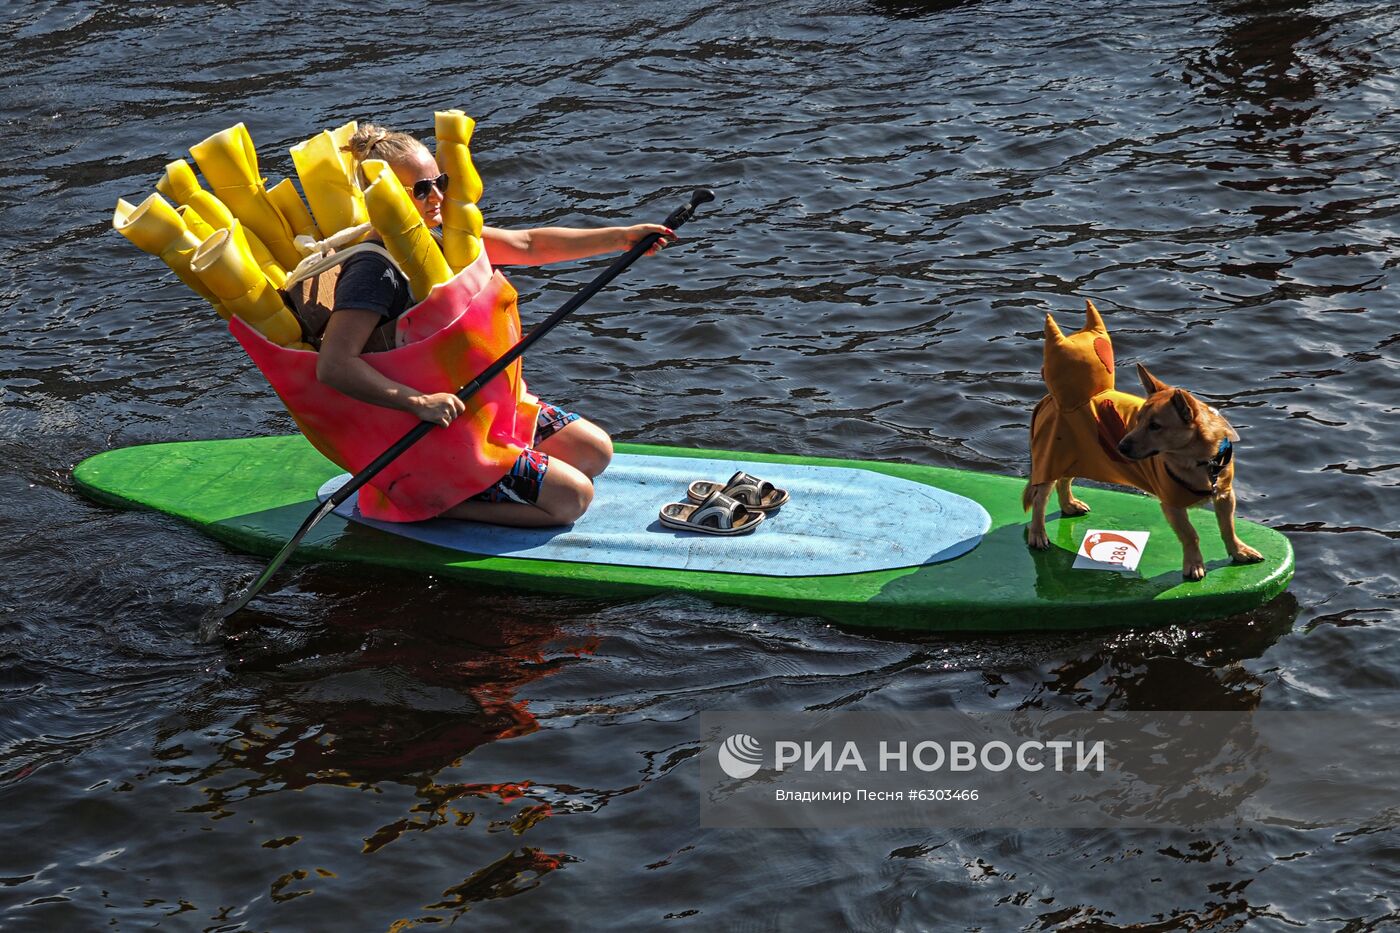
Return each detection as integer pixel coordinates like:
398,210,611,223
340,122,426,170
345,123,391,160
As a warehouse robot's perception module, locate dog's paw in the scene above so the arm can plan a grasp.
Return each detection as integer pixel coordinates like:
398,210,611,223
1182,559,1206,581
1027,527,1051,550
1061,497,1091,517
1230,543,1264,564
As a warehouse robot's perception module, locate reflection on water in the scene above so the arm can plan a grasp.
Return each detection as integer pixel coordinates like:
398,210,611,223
1188,0,1378,137
1,0,1398,928
1026,595,1299,710
867,0,983,19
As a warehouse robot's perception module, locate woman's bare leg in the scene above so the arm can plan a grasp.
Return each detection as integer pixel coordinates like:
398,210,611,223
439,456,593,527
535,417,613,479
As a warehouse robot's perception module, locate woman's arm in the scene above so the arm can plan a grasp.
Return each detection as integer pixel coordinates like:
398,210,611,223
316,308,464,426
482,223,673,266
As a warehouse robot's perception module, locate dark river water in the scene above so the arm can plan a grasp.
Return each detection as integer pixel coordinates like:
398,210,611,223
3,0,1398,929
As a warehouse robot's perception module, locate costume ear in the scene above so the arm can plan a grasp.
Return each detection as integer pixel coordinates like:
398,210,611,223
1084,299,1106,333
1137,362,1168,395
1045,314,1065,342
1170,389,1195,424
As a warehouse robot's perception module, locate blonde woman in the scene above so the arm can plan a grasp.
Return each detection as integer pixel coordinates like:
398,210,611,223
316,123,673,527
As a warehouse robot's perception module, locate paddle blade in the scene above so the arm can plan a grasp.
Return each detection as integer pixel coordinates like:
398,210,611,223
201,497,339,640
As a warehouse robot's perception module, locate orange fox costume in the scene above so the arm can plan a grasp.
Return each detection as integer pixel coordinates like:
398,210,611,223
1024,300,1207,511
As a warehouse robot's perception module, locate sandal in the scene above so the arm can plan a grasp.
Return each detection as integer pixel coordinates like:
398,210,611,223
659,490,766,536
686,471,790,511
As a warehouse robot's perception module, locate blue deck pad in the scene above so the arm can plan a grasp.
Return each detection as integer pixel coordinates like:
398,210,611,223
317,453,990,577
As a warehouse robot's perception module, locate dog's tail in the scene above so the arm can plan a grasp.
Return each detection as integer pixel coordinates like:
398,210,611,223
1021,480,1035,512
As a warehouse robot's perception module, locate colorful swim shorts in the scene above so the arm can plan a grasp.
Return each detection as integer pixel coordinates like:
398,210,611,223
535,400,581,443
469,400,582,505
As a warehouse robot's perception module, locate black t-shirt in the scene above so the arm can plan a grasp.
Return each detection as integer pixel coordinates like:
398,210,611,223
333,250,413,323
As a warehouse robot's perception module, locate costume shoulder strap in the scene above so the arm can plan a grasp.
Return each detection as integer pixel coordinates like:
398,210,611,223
284,242,403,289
280,243,403,353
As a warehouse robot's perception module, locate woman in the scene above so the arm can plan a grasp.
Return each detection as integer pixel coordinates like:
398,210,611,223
315,123,673,528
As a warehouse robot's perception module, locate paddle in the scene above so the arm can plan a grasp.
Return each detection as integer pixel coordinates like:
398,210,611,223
202,188,715,637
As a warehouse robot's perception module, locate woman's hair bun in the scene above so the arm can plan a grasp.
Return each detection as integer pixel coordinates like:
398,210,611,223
342,122,426,169
345,123,392,161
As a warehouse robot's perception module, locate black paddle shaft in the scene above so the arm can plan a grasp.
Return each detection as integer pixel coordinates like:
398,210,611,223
208,188,715,628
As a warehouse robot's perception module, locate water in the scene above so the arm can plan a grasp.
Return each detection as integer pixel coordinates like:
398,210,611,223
2,0,1398,928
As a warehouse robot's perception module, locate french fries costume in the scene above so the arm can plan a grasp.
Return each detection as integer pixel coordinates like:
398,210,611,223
1026,300,1206,510
115,114,540,522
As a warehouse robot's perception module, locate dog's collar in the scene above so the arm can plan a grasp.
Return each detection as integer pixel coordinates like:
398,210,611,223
1166,438,1234,499
1205,437,1233,484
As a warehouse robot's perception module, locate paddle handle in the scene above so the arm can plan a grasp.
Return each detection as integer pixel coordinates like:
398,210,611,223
328,188,716,508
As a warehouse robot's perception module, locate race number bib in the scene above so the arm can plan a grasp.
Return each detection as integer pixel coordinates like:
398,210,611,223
1072,529,1149,573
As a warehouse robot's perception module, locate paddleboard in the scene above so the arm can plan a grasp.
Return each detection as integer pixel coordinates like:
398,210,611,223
72,435,1293,631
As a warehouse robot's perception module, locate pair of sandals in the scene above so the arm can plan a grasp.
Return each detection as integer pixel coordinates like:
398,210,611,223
658,471,790,536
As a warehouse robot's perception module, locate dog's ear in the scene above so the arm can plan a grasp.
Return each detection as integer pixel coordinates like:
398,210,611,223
1210,407,1241,442
1170,389,1195,424
1137,362,1169,395
1044,314,1065,342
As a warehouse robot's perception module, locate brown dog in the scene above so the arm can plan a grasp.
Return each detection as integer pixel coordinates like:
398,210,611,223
1022,301,1264,580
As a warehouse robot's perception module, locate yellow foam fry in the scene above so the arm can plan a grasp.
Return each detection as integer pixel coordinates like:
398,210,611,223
457,204,484,268
291,124,367,237
185,189,285,288
177,204,217,241
461,201,484,237
113,193,185,254
328,120,358,171
185,189,235,229
441,222,482,272
188,224,259,300
176,243,231,319
434,110,483,202
251,309,301,345
174,205,229,318
156,159,202,205
112,194,215,302
189,225,302,345
257,253,288,290
434,110,486,273
189,123,302,269
220,221,286,298
361,159,452,304
267,178,321,241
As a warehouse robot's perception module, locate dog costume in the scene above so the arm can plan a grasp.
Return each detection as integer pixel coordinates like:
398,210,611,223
1025,300,1213,510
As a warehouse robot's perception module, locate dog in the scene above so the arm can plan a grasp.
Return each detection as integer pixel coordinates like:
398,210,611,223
1022,300,1264,580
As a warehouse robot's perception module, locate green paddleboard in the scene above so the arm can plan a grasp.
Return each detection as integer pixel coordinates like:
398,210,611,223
72,435,1293,631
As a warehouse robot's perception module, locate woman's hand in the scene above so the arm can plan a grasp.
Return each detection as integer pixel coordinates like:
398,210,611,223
408,392,467,427
617,223,676,257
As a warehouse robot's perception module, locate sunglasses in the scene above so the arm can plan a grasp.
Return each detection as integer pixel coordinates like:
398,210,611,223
411,173,450,201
